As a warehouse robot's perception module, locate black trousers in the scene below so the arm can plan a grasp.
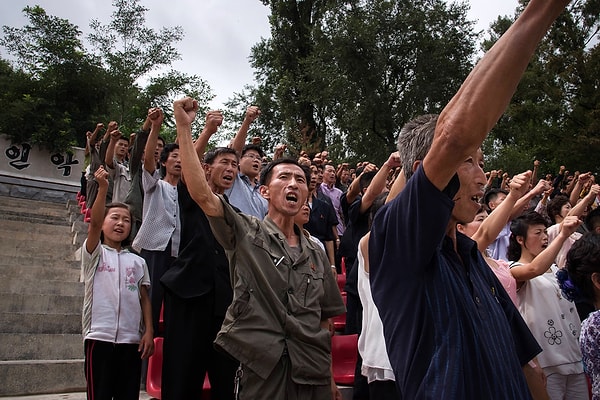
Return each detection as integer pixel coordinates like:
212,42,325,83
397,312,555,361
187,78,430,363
161,290,237,400
84,339,141,400
139,246,174,337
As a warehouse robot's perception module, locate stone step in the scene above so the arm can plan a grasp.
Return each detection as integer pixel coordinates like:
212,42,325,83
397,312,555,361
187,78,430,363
0,240,79,259
0,293,83,314
0,227,74,246
0,218,74,236
0,253,80,267
0,265,80,283
0,278,83,296
0,207,71,225
0,194,70,210
0,359,85,396
0,312,81,334
0,333,83,361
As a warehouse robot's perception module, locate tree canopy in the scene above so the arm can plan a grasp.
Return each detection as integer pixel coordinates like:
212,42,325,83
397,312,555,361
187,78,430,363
247,0,478,165
0,0,212,152
480,0,599,175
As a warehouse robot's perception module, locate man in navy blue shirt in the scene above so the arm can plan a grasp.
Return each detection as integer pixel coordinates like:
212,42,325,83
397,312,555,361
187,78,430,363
369,0,571,397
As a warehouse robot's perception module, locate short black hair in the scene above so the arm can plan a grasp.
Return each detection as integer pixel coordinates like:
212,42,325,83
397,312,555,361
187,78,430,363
160,143,179,163
359,171,377,191
483,188,508,210
204,147,238,165
547,194,570,224
260,158,311,187
242,144,264,158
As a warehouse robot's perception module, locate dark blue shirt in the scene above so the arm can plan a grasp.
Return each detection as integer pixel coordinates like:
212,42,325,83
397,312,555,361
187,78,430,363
369,165,540,399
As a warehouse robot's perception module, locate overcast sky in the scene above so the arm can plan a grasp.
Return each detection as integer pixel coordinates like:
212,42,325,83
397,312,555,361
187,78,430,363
0,0,520,109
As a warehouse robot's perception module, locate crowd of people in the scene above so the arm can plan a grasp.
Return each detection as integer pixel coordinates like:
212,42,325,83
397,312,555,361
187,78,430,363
77,0,600,399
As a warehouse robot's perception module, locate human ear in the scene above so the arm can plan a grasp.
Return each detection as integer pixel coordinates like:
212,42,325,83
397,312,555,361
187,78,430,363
591,272,600,291
260,185,270,199
412,160,422,174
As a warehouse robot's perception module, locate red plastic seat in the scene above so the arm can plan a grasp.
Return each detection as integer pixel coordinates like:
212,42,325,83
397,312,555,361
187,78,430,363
336,273,346,293
331,334,358,386
146,337,163,399
146,336,212,399
84,208,91,223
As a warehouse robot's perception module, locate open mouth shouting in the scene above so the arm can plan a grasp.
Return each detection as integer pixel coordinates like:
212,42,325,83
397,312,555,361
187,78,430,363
285,192,299,205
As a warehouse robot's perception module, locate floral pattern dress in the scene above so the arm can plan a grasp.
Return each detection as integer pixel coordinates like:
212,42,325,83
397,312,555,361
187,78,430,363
581,310,600,400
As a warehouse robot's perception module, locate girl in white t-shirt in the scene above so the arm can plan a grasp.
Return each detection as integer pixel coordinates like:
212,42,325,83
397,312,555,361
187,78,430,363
82,166,153,400
508,211,586,400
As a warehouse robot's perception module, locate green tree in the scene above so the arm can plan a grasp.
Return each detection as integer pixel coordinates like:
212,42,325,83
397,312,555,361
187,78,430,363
87,0,213,133
0,6,109,151
482,0,600,175
247,0,478,165
321,0,478,164
0,1,214,151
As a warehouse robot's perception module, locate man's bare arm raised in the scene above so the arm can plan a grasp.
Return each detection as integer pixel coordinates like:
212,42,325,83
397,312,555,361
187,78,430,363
173,97,224,217
424,0,571,191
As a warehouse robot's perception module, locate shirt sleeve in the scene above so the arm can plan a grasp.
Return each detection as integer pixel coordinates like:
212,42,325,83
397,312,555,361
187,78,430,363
81,239,101,280
141,167,159,194
206,195,245,251
369,165,458,284
140,258,151,287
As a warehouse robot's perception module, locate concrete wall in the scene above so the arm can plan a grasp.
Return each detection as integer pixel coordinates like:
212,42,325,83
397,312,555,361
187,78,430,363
0,135,85,203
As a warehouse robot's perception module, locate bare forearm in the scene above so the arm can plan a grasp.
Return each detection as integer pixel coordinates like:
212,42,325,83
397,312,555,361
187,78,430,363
426,0,570,189
105,141,116,168
194,128,213,160
177,121,223,216
569,181,583,206
230,119,251,154
361,163,391,213
140,287,153,336
474,193,518,252
143,125,159,173
325,241,335,266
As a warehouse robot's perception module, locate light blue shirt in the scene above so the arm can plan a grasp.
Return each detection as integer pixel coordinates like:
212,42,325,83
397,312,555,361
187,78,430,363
225,173,268,219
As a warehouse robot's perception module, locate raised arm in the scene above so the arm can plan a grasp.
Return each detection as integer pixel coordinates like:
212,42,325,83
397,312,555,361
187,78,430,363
104,126,122,168
509,178,551,220
531,160,540,185
360,152,402,214
472,171,531,252
423,0,571,190
87,123,105,153
174,97,223,217
568,183,600,218
569,172,591,206
345,163,377,205
86,166,109,254
143,108,163,174
229,106,260,155
128,109,154,175
385,167,406,204
194,111,224,159
510,216,581,282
